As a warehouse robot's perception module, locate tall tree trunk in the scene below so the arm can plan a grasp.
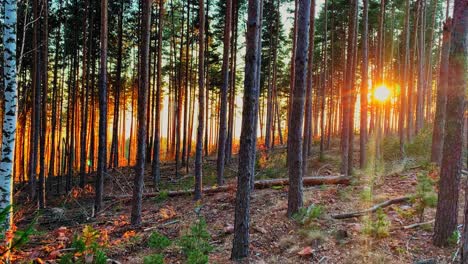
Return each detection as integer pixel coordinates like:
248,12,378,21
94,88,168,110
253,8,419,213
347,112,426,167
399,0,410,156
194,0,205,200
38,0,48,208
79,0,89,188
217,0,233,186
415,0,426,133
110,0,124,169
95,0,108,213
302,0,315,175
30,0,41,201
434,0,466,247
340,0,357,176
360,0,369,168
288,0,311,217
152,0,164,186
131,0,151,226
0,0,18,231
430,19,451,165
231,0,261,259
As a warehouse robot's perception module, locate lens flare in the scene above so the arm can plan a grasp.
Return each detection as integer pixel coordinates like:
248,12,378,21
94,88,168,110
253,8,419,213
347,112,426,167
374,85,391,102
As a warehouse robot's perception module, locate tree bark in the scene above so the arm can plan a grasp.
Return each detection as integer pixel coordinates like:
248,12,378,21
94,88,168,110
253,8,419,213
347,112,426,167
217,0,233,186
0,0,18,231
95,0,108,213
131,0,151,226
434,0,467,247
194,0,206,200
360,0,369,168
231,0,261,259
430,19,451,165
287,0,311,217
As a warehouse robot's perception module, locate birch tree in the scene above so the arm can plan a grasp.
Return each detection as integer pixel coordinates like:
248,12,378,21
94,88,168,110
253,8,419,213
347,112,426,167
0,0,18,230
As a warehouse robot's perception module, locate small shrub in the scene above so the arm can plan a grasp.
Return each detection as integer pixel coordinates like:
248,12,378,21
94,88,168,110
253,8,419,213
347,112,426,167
292,204,324,226
448,230,460,246
359,187,373,202
187,250,209,264
148,232,171,250
143,253,165,264
178,217,213,261
405,126,432,161
59,225,107,264
382,135,401,162
410,172,437,221
362,208,391,238
154,191,169,203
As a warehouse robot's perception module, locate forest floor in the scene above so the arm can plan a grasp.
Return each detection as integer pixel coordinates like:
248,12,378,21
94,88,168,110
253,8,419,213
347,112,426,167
11,135,465,263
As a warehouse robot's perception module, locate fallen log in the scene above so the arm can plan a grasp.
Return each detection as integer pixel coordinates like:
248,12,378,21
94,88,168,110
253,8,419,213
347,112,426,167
331,196,410,219
108,176,350,200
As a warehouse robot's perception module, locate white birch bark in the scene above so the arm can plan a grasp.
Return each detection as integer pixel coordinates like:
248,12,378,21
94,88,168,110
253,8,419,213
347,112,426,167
0,0,18,230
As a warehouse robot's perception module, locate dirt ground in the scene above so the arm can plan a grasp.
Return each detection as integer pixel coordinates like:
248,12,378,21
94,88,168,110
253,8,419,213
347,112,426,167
11,147,459,263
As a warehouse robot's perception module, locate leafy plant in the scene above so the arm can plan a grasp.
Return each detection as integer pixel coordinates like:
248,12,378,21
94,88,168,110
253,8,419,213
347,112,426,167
410,172,437,221
0,205,36,258
187,249,209,264
178,217,213,262
448,230,460,246
59,225,108,264
359,187,373,202
154,191,169,203
148,231,171,250
362,208,391,238
292,204,324,226
143,253,165,264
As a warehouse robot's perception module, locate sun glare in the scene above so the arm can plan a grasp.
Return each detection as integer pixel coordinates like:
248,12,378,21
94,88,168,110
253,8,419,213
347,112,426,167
374,85,391,102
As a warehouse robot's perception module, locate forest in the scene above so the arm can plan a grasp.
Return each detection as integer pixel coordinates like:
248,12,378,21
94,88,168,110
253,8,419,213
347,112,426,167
0,0,466,262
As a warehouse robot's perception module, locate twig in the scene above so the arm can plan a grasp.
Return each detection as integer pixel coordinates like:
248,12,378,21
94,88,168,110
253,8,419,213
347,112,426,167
331,196,410,219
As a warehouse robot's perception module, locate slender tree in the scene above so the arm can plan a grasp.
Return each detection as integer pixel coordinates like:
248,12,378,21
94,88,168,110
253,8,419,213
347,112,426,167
95,0,108,213
194,0,205,200
302,0,315,175
0,0,18,230
131,0,151,226
287,0,311,217
360,0,369,168
152,0,164,185
231,0,261,259
216,0,232,186
430,19,451,164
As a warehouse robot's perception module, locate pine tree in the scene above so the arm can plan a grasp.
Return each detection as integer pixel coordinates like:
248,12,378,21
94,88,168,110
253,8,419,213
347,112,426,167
434,0,467,247
231,0,262,259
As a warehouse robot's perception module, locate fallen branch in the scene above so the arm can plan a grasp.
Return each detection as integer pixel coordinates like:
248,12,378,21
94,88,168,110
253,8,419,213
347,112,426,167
108,176,350,200
403,219,434,229
331,196,410,219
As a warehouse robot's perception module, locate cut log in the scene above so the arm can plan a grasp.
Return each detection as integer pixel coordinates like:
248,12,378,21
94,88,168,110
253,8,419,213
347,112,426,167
108,176,350,200
331,196,410,219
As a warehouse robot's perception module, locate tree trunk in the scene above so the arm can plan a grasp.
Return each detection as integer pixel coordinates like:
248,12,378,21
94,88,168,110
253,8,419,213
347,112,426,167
399,0,410,155
131,0,151,226
231,0,261,259
288,0,311,217
360,0,369,168
0,0,18,231
430,19,451,165
152,0,164,186
95,0,108,213
194,0,206,200
302,0,315,175
434,0,466,247
110,0,124,169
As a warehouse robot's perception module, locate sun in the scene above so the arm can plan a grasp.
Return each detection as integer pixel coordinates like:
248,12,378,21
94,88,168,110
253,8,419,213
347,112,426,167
374,85,391,102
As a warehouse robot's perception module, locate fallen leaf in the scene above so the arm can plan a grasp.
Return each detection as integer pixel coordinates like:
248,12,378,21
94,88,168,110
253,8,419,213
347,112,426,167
298,246,313,256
